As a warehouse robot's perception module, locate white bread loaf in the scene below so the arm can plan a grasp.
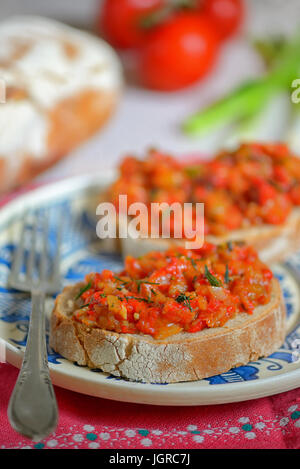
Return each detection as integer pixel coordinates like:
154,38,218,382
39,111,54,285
0,16,122,192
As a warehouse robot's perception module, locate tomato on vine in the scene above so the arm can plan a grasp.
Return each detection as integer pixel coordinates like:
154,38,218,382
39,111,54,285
98,0,244,91
99,0,164,49
138,11,219,91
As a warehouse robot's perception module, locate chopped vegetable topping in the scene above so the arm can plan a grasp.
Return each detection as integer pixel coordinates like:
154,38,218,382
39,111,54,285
73,243,273,339
108,143,300,235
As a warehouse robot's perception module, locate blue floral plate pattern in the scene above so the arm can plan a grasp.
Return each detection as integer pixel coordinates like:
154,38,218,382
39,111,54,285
0,173,299,406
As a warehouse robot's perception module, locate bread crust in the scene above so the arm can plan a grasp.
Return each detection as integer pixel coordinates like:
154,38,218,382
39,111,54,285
0,89,119,193
50,278,286,383
119,207,300,264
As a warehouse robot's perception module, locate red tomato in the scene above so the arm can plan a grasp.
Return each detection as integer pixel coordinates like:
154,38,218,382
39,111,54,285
200,0,244,39
99,0,163,49
138,12,219,91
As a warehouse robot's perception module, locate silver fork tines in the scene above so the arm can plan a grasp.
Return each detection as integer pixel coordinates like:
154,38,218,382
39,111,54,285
7,209,61,441
9,211,61,294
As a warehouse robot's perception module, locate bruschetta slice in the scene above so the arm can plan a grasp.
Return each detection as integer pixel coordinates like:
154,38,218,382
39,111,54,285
50,243,286,383
105,143,300,263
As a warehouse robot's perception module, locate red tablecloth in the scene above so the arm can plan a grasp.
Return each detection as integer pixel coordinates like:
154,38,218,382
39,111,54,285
0,363,300,449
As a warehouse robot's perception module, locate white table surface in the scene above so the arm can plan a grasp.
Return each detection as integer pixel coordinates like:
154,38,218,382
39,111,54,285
0,0,299,183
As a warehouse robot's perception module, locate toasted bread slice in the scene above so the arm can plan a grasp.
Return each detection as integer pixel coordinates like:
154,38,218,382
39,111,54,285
50,278,286,383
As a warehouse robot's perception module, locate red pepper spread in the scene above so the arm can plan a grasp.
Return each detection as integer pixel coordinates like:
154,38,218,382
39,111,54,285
108,142,300,236
73,243,273,339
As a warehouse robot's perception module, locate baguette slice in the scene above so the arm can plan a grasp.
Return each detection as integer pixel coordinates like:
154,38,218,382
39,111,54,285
50,278,286,383
120,207,300,264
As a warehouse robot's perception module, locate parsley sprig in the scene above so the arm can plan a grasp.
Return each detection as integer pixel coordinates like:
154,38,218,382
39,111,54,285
75,281,92,301
175,293,193,312
114,275,129,286
136,279,159,292
122,295,153,304
204,266,222,287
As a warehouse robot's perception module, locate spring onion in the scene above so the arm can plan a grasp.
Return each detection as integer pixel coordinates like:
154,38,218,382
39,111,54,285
182,34,300,137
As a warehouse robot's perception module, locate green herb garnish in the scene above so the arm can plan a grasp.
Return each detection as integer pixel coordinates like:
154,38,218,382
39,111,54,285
225,264,230,284
123,295,153,304
175,293,193,312
188,257,197,270
114,275,129,285
75,281,92,300
136,279,159,292
204,265,222,287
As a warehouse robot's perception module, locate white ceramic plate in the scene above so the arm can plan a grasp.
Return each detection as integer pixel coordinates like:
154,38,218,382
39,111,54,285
0,173,300,406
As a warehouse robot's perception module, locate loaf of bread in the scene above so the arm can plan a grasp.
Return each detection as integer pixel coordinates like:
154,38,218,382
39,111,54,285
0,16,123,192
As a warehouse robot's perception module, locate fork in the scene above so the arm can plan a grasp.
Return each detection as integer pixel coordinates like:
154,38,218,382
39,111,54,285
7,210,61,441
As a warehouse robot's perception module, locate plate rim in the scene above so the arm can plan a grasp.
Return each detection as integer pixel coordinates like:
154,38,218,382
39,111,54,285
4,341,300,405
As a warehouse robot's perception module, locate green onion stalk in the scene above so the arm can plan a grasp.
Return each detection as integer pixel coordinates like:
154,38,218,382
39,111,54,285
224,91,291,147
182,34,300,138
